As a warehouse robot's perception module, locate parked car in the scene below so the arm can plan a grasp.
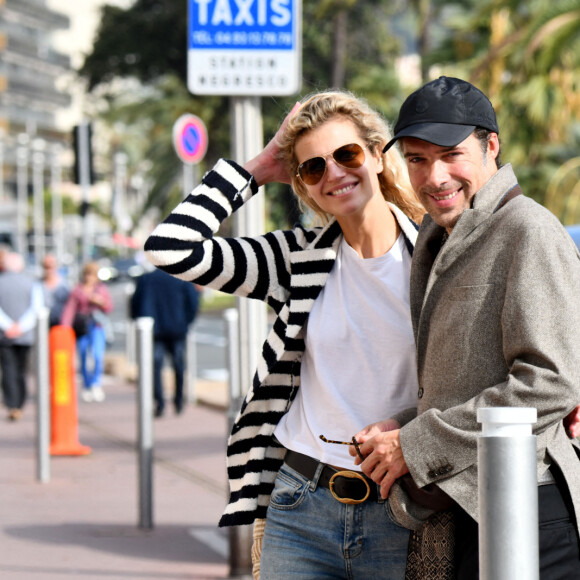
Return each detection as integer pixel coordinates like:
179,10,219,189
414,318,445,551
112,257,146,280
98,256,145,282
566,224,580,250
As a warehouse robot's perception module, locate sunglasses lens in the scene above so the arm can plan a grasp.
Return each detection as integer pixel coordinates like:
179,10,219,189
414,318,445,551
333,143,365,168
298,157,326,185
298,143,366,186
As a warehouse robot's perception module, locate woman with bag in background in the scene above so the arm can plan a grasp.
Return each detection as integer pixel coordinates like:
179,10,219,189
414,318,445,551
61,261,113,403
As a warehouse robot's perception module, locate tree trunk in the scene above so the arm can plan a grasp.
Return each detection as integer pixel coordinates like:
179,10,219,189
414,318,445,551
417,0,431,83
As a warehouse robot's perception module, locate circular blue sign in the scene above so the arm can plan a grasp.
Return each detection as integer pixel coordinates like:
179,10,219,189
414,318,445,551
173,114,208,164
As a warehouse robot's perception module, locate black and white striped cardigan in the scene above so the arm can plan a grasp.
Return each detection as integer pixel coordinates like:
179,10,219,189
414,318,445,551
144,159,419,526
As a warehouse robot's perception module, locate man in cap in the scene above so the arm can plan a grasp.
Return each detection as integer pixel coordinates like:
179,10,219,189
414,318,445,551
354,77,580,577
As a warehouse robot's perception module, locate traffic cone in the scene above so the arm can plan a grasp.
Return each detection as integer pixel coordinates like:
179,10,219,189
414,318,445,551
49,325,91,456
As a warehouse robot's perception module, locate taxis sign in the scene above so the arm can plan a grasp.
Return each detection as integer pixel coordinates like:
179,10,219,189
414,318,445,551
188,0,302,96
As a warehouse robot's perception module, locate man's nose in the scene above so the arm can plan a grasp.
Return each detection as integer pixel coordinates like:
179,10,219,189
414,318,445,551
426,160,449,187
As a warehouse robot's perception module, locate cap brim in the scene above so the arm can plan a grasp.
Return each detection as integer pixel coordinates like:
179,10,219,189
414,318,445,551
383,123,475,153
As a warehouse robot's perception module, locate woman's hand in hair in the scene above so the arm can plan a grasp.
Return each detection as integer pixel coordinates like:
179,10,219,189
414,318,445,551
244,102,301,187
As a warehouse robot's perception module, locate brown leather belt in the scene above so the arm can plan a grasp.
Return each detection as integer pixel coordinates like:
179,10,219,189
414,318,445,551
284,449,379,504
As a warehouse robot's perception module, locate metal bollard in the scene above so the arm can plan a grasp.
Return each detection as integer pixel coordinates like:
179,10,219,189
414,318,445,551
185,328,197,404
125,283,136,365
224,308,253,578
477,407,539,580
136,317,155,529
35,307,50,483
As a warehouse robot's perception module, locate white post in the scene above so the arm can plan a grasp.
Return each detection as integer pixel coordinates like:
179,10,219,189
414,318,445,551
228,96,266,579
229,96,267,397
185,328,197,404
16,134,29,257
477,407,539,580
50,144,64,262
136,316,155,529
223,307,253,576
183,162,197,198
77,122,92,264
0,128,4,202
32,138,46,266
35,307,51,483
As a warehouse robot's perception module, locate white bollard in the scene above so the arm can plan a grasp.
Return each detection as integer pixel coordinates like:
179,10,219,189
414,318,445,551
136,316,155,529
35,307,50,483
477,407,539,580
223,308,252,577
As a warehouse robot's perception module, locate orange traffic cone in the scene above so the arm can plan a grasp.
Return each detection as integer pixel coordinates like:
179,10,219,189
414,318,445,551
49,325,91,456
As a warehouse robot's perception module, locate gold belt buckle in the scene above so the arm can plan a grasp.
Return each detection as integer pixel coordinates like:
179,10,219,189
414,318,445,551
329,470,370,505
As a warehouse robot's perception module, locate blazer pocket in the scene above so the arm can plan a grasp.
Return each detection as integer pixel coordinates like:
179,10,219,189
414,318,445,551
447,284,494,302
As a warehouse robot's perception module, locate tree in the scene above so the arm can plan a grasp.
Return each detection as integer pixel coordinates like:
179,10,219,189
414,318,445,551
79,0,410,232
419,0,580,210
79,0,188,90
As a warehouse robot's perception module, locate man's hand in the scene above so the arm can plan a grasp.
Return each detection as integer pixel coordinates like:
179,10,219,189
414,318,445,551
564,404,580,438
4,322,22,339
349,419,408,499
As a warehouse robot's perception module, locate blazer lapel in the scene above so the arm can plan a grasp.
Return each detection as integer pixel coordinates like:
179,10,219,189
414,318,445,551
286,220,342,339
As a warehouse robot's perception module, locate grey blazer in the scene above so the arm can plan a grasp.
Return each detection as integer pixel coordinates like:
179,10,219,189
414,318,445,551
397,165,580,532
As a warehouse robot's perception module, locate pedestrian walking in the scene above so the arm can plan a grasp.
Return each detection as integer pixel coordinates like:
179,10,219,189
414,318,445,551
0,251,44,421
131,267,200,417
61,261,113,403
40,253,70,327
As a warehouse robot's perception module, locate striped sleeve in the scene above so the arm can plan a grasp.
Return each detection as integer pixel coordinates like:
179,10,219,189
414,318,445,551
145,159,302,307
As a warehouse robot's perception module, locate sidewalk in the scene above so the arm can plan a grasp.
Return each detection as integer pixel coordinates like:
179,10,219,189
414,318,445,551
0,368,248,580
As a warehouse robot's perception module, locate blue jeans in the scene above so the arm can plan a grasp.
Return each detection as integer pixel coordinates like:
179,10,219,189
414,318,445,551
260,462,410,579
77,323,106,389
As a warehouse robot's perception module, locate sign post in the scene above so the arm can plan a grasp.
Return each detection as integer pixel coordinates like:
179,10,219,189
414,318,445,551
188,4,302,575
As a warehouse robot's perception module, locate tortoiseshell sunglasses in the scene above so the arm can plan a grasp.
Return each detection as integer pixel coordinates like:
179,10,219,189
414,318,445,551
319,434,364,462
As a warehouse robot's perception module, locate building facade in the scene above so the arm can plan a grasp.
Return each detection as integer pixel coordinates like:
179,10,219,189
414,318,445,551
0,0,71,255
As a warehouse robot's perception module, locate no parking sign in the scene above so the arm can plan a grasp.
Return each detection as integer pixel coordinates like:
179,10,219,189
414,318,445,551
172,114,208,165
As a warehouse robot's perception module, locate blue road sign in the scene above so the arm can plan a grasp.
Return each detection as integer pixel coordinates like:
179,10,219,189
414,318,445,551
172,114,208,165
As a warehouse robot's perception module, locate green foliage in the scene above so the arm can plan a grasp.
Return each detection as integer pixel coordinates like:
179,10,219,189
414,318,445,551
79,0,408,232
78,0,580,226
417,0,580,216
79,0,188,90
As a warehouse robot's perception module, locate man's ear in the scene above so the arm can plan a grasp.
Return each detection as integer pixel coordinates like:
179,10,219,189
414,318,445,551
488,132,500,161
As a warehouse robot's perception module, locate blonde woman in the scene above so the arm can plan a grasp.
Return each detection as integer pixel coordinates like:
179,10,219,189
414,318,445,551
145,91,424,579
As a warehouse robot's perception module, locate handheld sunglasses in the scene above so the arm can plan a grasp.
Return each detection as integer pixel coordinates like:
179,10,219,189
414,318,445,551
296,143,367,186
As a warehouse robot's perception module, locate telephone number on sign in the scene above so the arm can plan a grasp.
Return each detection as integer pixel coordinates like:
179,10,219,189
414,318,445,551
192,30,293,48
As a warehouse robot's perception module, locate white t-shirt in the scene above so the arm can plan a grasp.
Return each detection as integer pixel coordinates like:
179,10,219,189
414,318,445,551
274,233,419,469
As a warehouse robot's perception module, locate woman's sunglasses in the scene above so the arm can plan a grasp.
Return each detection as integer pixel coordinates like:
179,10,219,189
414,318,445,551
296,143,366,186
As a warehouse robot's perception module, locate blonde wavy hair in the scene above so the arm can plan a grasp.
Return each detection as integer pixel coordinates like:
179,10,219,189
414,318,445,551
276,90,424,225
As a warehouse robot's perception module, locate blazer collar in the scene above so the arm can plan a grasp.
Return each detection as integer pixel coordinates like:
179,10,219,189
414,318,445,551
410,164,520,329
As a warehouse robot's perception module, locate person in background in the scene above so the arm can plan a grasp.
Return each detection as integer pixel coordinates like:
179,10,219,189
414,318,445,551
61,261,113,403
40,254,70,328
145,90,425,579
131,266,201,418
0,251,43,421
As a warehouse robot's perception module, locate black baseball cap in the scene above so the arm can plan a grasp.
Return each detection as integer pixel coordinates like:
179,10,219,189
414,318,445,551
383,76,499,152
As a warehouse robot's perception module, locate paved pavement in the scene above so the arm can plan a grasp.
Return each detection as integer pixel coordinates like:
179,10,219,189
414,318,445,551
0,359,252,580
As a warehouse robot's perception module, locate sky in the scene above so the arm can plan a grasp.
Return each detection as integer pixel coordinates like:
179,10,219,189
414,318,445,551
47,0,132,68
